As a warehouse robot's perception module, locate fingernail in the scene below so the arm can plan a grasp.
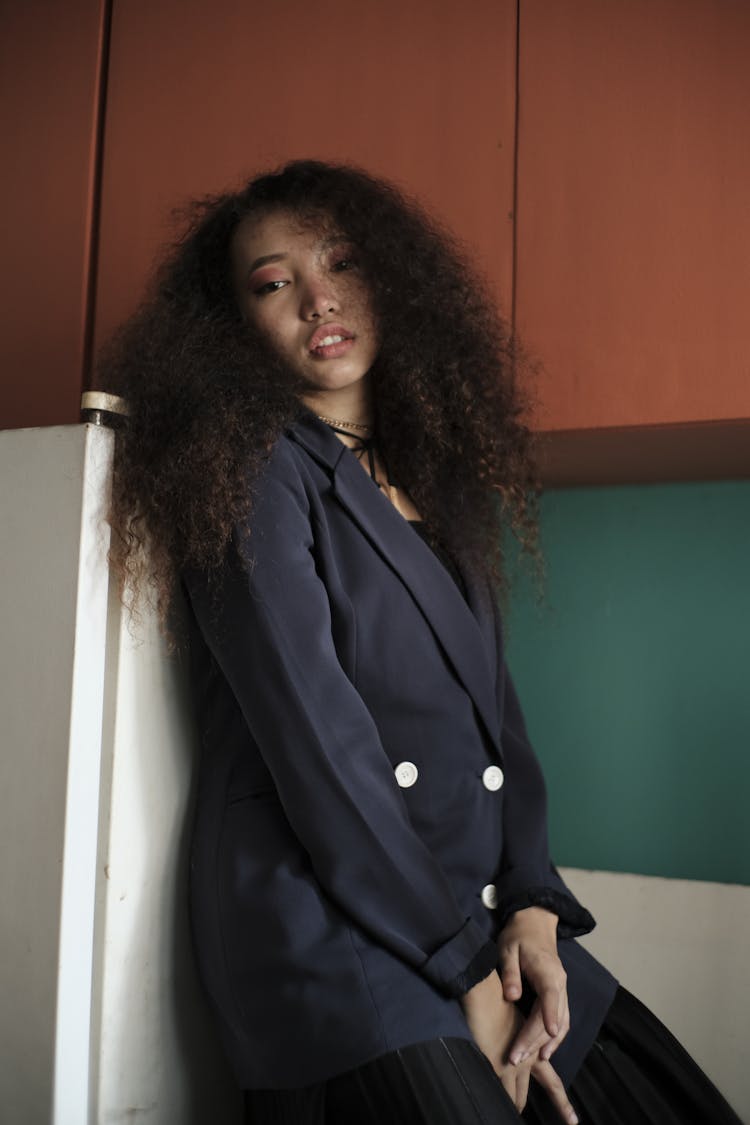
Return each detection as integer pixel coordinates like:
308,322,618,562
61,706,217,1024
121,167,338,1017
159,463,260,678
549,1023,558,1036
568,1112,579,1124
509,1051,522,1066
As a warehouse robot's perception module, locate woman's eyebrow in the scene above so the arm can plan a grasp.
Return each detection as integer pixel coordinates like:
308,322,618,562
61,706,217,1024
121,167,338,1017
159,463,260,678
247,252,287,273
320,234,351,249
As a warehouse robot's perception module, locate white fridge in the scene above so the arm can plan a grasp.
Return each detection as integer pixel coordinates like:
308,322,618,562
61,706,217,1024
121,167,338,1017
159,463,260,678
0,422,240,1124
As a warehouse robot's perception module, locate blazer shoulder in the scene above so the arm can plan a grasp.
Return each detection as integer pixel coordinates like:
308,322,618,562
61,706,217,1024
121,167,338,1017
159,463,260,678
238,428,336,555
252,430,315,501
260,421,338,487
250,417,344,515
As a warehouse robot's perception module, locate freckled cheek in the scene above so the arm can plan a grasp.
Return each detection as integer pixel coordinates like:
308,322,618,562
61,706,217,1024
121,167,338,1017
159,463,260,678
244,304,283,340
252,316,304,363
344,288,378,341
347,282,372,312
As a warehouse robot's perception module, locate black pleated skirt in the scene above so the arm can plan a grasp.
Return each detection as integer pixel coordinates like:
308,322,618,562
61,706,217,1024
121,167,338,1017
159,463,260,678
243,987,742,1124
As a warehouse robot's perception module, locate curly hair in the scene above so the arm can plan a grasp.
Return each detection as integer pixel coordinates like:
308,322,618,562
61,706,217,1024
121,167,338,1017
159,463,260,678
102,159,540,627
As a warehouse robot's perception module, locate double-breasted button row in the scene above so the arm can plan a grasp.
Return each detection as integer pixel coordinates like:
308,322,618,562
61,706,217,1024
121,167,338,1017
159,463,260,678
395,762,503,791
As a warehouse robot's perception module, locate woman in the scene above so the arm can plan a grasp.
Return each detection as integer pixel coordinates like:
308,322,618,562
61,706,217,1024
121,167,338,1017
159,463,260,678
105,160,741,1124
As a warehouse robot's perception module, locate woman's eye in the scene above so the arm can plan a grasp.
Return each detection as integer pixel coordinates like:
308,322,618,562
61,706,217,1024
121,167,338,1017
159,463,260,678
332,257,357,273
253,279,287,296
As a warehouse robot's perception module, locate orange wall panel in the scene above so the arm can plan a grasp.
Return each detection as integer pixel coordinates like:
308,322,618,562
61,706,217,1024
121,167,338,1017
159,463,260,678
0,0,107,429
516,0,750,431
92,0,517,362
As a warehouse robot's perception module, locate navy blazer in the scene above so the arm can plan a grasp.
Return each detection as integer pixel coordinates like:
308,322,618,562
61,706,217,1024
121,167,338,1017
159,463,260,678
182,409,617,1091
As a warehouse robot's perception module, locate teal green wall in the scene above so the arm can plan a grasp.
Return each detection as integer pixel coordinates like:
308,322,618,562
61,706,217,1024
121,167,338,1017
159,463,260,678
505,480,750,886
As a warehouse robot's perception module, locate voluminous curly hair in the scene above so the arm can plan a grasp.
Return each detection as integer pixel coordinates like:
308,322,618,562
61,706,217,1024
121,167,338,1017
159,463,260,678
102,159,539,626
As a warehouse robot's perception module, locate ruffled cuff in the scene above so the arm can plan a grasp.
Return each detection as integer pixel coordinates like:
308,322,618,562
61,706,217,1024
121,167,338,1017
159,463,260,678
494,865,596,939
495,885,596,939
420,917,498,997
443,939,498,998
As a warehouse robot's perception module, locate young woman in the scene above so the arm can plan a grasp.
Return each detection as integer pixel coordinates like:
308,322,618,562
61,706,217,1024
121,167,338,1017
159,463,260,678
105,160,741,1124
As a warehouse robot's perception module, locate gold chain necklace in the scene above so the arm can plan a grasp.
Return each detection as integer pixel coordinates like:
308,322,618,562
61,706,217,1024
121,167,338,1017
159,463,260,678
316,413,372,432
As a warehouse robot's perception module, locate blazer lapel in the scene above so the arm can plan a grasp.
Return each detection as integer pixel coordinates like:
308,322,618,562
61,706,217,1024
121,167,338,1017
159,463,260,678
287,412,502,755
461,563,502,710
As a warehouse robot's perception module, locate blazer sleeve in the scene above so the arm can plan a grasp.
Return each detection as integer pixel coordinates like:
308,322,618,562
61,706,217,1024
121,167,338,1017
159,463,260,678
494,658,596,940
183,442,497,998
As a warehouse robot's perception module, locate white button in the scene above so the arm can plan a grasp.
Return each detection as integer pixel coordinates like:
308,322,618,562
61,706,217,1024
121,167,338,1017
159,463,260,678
395,761,419,788
481,883,499,910
482,765,504,791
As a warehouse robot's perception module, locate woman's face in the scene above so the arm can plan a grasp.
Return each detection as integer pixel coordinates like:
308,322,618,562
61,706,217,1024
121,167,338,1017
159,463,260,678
231,209,379,395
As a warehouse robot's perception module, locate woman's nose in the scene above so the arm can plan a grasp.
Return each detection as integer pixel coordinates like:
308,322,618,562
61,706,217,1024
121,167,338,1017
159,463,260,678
300,276,339,320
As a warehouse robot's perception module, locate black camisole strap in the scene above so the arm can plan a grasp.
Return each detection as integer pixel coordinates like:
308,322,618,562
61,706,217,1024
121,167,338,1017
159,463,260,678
324,424,394,492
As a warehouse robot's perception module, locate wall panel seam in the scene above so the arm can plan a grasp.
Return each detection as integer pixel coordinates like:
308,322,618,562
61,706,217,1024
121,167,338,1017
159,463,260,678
81,0,114,397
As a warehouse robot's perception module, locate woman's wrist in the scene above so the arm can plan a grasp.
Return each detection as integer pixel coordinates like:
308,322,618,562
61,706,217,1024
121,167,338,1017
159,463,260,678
500,904,559,939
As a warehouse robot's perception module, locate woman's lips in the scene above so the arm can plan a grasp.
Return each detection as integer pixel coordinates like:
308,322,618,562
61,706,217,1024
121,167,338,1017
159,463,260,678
308,324,354,359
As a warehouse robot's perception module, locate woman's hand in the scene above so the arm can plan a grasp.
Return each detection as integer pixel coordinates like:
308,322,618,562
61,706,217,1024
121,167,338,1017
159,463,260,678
461,971,578,1123
498,906,570,1065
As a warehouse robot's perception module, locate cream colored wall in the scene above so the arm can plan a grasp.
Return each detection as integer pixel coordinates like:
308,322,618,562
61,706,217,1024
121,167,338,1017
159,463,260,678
561,866,749,1121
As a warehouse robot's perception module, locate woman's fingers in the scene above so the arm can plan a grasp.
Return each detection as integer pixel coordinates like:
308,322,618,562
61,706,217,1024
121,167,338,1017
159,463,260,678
538,980,563,1037
537,973,570,1039
518,947,566,1033
509,990,572,1064
540,996,570,1061
532,1059,579,1125
499,941,524,1002
501,1050,574,1120
513,1063,531,1112
508,1005,550,1065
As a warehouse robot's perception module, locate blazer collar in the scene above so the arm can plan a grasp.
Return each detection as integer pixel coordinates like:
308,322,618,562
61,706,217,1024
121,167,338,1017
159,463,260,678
287,410,503,755
286,406,349,470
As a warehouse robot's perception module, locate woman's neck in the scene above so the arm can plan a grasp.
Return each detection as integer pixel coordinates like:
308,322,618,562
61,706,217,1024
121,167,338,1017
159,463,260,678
300,382,373,429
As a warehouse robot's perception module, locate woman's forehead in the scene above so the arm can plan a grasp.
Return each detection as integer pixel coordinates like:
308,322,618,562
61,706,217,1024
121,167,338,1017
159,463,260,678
233,209,345,255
